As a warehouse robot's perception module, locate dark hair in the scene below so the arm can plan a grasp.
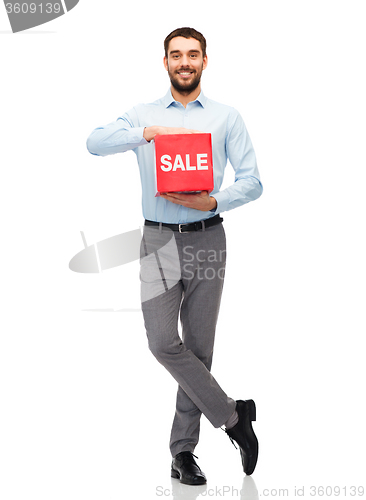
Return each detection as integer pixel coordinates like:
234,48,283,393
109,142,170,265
164,27,207,58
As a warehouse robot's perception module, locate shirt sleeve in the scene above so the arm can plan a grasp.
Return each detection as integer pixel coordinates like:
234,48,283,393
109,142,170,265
211,108,263,214
86,109,149,156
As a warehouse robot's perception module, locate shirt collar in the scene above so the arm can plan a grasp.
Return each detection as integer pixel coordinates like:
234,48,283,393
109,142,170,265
164,89,207,108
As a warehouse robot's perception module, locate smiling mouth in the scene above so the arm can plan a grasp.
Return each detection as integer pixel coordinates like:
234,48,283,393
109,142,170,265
177,71,194,78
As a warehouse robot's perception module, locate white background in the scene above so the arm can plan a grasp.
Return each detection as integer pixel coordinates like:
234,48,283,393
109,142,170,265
1,1,365,499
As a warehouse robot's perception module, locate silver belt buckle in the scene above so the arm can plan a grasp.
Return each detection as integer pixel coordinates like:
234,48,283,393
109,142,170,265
178,223,189,233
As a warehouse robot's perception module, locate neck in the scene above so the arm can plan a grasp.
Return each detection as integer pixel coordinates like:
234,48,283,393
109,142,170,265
170,84,201,108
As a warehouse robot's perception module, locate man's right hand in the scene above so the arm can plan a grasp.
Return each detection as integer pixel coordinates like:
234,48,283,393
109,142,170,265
143,126,202,142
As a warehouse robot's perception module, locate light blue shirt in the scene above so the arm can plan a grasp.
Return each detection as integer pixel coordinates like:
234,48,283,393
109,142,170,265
87,90,263,224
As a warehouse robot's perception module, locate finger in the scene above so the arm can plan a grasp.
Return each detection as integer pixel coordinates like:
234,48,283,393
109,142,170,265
162,196,186,206
163,192,184,198
167,193,195,201
161,193,183,202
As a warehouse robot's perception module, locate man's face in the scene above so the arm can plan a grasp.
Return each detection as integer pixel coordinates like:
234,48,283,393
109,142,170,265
164,37,208,94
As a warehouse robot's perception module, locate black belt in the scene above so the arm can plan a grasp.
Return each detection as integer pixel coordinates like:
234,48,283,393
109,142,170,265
144,214,223,233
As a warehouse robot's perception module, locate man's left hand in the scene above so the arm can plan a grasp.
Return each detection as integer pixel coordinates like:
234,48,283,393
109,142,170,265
160,191,217,212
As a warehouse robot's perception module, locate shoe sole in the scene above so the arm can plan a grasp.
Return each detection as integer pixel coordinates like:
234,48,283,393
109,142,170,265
239,399,258,475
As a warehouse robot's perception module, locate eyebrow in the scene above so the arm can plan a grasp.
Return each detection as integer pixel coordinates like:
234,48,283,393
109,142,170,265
169,50,201,55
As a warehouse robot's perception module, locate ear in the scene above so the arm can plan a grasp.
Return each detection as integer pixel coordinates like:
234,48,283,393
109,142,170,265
163,56,168,71
203,55,208,70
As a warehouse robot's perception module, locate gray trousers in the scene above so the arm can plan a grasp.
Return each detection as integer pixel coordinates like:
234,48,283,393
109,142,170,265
140,221,236,457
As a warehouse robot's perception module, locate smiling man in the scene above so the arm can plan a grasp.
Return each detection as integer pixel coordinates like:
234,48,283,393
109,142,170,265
87,27,262,485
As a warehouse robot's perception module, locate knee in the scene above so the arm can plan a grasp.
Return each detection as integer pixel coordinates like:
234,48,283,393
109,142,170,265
147,335,185,362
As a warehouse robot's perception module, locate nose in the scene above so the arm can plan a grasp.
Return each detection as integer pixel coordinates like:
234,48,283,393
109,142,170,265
180,54,191,67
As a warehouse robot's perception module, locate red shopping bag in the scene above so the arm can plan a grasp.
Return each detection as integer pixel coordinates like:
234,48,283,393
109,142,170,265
155,133,214,195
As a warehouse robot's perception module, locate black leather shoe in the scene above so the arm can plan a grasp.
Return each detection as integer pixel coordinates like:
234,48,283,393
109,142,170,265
171,451,207,485
225,399,258,475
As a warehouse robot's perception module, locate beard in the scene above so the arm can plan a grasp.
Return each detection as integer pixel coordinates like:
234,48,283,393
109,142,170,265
167,64,203,94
